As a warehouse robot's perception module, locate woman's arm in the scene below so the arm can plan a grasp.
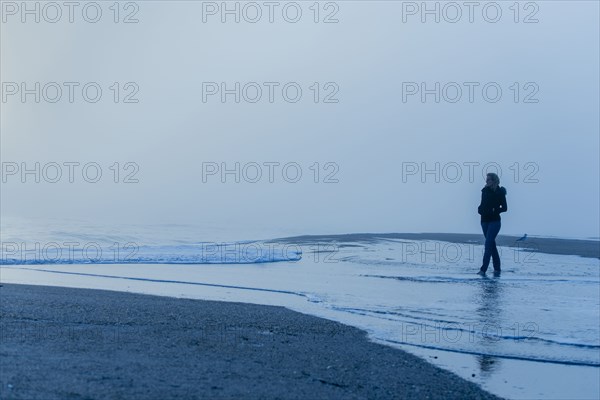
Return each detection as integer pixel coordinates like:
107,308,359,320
498,192,507,214
478,192,484,215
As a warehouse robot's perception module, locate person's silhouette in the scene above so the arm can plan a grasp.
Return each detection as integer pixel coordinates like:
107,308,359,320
477,173,507,275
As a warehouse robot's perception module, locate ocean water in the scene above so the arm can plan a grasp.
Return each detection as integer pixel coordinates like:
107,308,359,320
1,218,599,399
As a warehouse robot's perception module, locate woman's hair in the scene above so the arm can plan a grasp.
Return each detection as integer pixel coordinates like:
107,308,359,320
486,172,500,185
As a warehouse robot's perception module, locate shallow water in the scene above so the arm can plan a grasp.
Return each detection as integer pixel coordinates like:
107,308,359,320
1,219,599,399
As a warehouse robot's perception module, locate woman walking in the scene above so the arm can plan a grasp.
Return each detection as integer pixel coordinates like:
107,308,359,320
477,172,508,276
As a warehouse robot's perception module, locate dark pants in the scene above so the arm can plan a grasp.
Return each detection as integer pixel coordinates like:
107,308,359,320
480,220,501,272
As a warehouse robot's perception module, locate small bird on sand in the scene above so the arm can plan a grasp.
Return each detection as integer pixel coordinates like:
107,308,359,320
516,234,528,242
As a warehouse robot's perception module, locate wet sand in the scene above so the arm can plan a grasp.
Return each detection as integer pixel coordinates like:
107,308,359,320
0,283,501,400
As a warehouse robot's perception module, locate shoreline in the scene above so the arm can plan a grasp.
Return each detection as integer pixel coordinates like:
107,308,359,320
1,232,598,399
0,283,501,400
268,232,600,259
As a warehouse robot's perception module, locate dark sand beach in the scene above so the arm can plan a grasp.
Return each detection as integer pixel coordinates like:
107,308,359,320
0,283,501,400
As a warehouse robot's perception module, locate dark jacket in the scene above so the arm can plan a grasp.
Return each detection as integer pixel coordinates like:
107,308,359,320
478,186,507,222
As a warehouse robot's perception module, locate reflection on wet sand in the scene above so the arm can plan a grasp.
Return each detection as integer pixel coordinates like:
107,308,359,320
475,276,504,377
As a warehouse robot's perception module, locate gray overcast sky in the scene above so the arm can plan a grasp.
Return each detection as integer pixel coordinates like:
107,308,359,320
1,1,599,238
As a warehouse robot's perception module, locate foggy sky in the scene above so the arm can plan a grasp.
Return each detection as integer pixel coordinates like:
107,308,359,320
1,1,599,239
